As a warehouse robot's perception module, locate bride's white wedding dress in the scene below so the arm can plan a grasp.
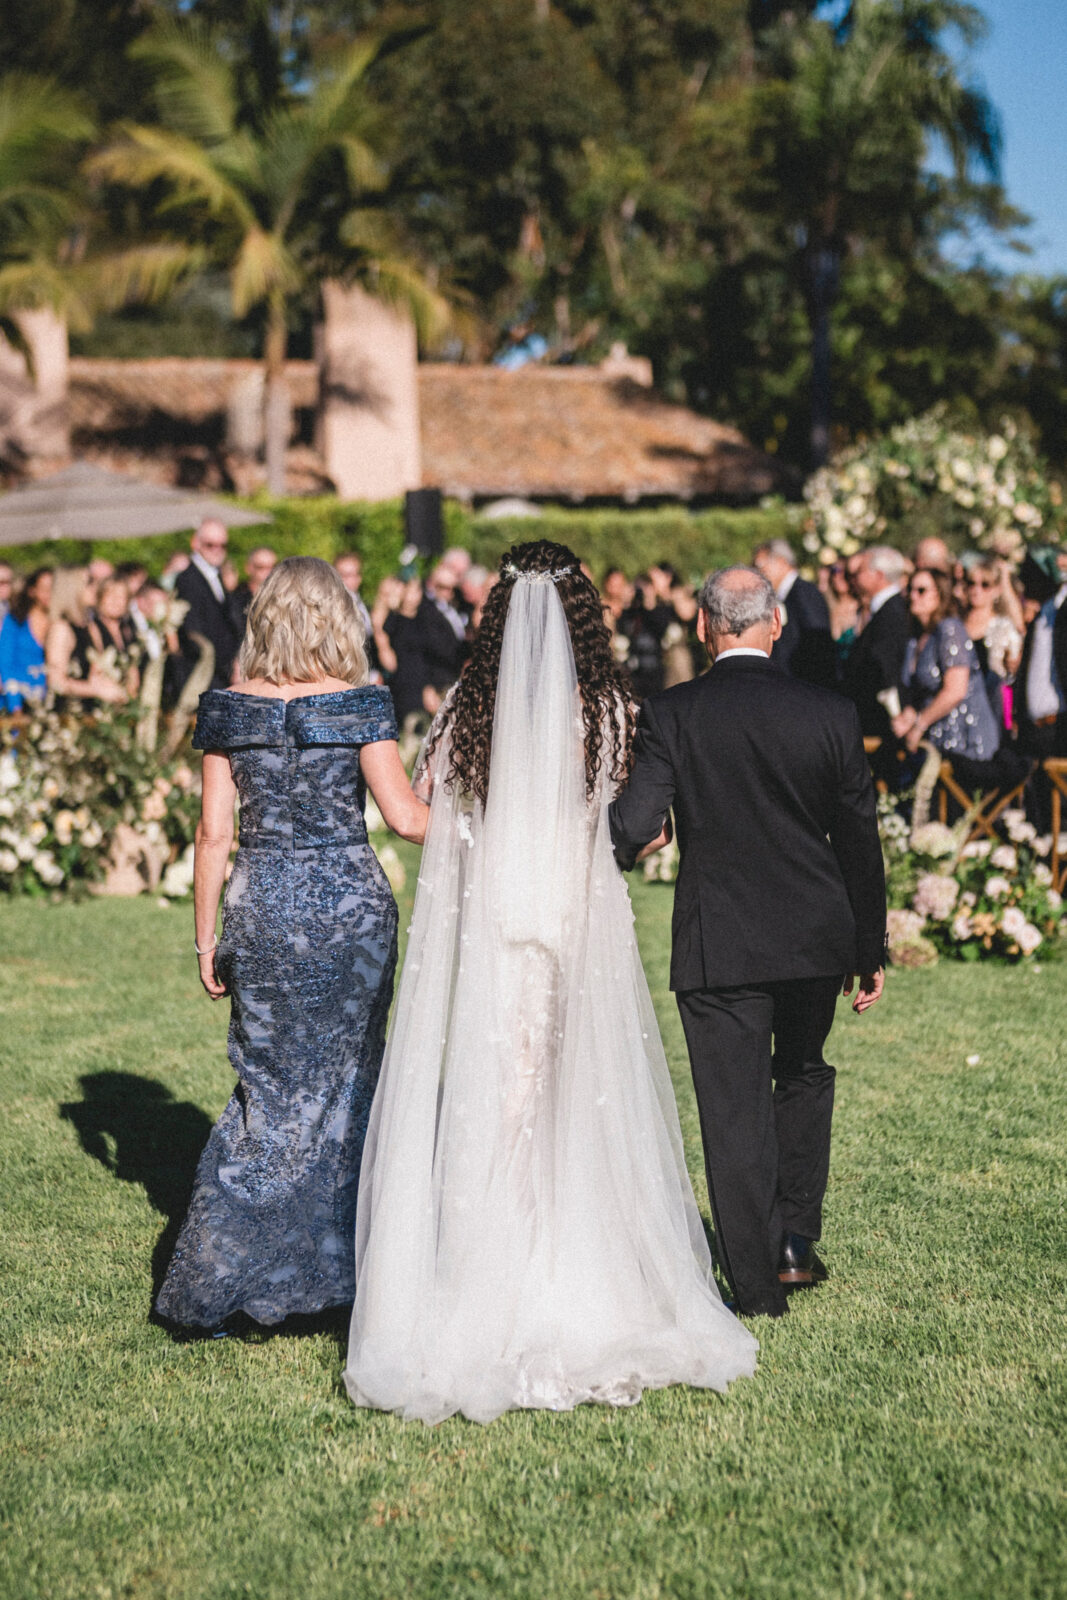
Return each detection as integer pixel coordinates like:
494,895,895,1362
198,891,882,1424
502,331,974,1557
344,575,757,1423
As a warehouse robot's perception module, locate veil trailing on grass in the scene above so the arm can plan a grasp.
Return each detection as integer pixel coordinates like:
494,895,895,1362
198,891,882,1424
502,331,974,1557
344,574,757,1424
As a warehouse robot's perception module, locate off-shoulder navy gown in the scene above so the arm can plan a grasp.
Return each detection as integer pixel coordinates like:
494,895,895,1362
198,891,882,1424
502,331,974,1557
155,686,400,1328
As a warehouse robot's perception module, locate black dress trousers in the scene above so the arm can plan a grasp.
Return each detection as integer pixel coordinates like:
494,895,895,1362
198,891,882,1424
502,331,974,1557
677,974,842,1318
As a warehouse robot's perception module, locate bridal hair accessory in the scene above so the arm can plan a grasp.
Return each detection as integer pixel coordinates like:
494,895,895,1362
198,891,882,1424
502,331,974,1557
502,561,574,583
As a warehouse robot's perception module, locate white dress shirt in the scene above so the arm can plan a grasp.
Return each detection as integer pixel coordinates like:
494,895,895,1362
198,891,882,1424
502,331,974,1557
190,550,226,605
868,583,901,617
715,647,772,663
775,569,798,603
1026,582,1067,721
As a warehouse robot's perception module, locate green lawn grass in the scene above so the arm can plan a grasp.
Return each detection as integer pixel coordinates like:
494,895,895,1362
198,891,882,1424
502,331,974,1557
1,854,1064,1600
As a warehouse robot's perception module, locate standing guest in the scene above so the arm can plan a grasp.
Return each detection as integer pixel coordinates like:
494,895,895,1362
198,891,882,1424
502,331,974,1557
426,562,471,640
114,561,149,600
439,546,472,586
155,557,428,1332
662,576,701,688
842,547,911,738
47,568,124,710
1016,557,1067,826
601,567,633,627
130,582,179,664
459,564,491,629
610,566,885,1319
0,567,52,711
821,560,861,673
890,568,1000,763
0,560,16,621
963,558,1023,731
172,519,244,693
87,557,115,589
379,573,463,722
753,538,835,688
914,536,953,574
335,551,380,677
232,546,278,630
87,577,141,701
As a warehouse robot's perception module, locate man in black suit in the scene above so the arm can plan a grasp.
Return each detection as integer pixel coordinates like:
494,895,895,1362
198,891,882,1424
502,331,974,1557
610,567,886,1319
171,518,245,694
1016,553,1067,826
842,545,911,739
753,538,835,689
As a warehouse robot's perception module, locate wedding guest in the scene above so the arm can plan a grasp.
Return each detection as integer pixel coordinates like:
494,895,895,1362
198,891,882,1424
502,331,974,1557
113,560,149,600
0,567,52,711
753,538,835,688
87,557,115,588
379,573,465,723
662,576,701,687
88,577,141,701
842,546,911,738
1016,557,1067,818
155,556,428,1332
232,545,278,629
427,562,470,638
963,558,1023,730
46,567,125,711
335,551,379,677
601,567,634,627
172,519,244,694
890,568,1000,762
130,581,180,664
914,536,952,574
0,560,15,621
459,563,491,628
821,559,862,673
160,550,190,592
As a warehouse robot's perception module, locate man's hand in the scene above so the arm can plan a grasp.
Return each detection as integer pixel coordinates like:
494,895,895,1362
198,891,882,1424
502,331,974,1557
842,969,884,1013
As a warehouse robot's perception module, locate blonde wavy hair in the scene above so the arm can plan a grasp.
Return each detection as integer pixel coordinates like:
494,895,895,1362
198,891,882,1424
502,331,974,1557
239,556,368,686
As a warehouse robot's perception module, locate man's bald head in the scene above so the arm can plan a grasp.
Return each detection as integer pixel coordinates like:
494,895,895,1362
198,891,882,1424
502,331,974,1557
192,517,229,569
697,565,781,658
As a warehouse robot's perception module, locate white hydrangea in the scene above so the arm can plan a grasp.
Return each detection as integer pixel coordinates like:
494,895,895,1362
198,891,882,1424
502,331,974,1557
913,873,960,921
31,851,64,887
950,911,973,942
990,844,1017,871
1018,923,1043,956
910,823,958,859
1000,906,1027,939
0,847,18,874
962,839,992,860
984,875,1012,899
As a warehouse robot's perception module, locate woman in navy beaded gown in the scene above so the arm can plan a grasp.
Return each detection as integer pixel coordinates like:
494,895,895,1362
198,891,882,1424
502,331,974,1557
156,558,428,1331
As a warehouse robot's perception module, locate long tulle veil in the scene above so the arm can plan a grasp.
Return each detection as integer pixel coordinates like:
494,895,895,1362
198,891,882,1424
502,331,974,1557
344,573,757,1424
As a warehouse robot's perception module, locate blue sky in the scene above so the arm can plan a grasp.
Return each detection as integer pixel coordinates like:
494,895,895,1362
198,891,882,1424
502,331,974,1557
817,0,1067,278
969,0,1067,276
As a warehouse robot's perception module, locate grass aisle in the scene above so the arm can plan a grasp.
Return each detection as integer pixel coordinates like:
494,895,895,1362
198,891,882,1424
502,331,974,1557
1,852,1064,1600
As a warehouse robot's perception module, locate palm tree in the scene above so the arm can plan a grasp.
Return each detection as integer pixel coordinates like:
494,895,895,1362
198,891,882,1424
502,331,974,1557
754,0,1002,467
90,19,449,493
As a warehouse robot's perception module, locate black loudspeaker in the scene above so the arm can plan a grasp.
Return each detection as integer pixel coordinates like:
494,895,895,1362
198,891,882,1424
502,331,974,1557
405,487,444,558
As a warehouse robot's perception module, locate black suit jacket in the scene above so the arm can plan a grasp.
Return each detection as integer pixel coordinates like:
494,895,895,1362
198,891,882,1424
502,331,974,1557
773,575,835,689
174,564,244,692
610,655,886,990
843,590,911,737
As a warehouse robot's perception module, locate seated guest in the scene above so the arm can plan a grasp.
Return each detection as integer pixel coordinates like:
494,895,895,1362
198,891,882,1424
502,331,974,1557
171,519,244,694
47,568,124,711
232,545,278,630
963,558,1023,731
0,561,13,622
0,567,52,711
890,568,1000,763
753,538,834,688
842,546,911,737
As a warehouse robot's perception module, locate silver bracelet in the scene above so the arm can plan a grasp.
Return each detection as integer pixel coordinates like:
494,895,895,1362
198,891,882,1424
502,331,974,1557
194,937,218,956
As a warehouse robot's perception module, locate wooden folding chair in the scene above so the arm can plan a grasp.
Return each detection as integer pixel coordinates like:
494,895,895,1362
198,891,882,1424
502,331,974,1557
1046,758,1067,893
935,760,1029,840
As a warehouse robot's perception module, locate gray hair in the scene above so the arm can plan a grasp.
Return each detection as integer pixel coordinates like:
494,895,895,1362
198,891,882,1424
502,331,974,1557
864,545,908,583
699,566,777,638
753,537,797,568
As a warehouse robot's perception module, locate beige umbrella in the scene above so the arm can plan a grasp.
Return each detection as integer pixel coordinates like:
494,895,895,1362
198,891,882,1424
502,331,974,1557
0,462,272,545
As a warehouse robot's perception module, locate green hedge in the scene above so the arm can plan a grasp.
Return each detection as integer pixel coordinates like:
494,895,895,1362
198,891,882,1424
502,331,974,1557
0,496,792,591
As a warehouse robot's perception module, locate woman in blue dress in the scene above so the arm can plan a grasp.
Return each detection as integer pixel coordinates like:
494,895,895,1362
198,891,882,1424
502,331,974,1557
891,566,1000,764
156,557,428,1331
0,567,52,711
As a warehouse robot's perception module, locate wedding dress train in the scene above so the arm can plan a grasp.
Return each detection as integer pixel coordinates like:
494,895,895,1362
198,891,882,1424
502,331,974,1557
344,576,757,1423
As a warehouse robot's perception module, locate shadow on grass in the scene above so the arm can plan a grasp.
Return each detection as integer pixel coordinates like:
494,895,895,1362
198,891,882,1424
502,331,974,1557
59,1070,212,1310
59,1071,353,1349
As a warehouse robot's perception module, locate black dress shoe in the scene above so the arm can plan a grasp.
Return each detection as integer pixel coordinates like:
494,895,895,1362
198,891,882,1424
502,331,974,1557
778,1233,828,1288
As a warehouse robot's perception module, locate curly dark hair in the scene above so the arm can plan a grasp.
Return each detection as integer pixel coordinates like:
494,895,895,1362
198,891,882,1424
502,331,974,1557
425,540,636,805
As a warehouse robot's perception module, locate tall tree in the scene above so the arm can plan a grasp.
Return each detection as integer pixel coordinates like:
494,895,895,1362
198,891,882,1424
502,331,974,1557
751,0,1004,466
91,15,449,491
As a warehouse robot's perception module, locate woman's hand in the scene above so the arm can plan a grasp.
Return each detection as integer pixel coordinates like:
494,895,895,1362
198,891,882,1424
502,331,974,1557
890,707,917,740
198,946,228,999
89,671,128,704
903,720,926,754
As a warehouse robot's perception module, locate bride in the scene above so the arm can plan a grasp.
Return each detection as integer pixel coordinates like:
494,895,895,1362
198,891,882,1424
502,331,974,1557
344,540,757,1424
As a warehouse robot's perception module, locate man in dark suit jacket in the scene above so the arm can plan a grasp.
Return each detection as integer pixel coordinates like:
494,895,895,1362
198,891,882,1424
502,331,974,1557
754,538,836,689
842,545,911,739
171,519,245,695
610,566,886,1318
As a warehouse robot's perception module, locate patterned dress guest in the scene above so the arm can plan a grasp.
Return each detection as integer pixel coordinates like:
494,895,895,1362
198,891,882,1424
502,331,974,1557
891,566,1000,762
156,557,428,1332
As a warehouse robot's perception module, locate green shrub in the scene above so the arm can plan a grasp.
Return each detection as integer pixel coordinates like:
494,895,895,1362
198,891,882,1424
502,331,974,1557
0,497,792,589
